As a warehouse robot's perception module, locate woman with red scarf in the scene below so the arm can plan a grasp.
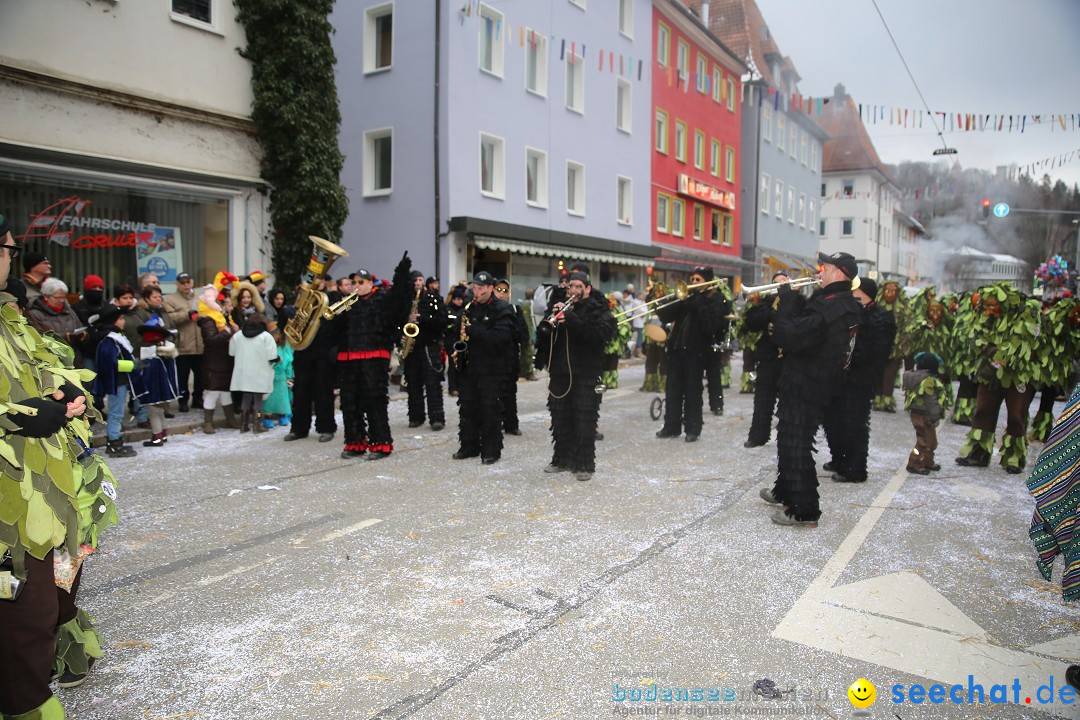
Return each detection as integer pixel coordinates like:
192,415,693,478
25,277,88,366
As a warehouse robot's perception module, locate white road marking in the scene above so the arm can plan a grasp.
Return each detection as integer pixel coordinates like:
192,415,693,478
318,518,383,543
197,559,274,587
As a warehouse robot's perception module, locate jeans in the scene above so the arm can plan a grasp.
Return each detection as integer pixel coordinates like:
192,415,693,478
106,384,129,441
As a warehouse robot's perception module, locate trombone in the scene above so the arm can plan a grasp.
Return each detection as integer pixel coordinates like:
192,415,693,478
740,277,821,298
616,277,726,326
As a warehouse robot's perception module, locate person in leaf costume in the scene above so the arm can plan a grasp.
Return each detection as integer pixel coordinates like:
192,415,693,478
0,215,118,720
948,291,981,424
734,293,762,394
903,352,952,474
908,287,954,382
639,281,668,393
955,282,1040,473
704,279,734,415
1028,296,1080,443
601,293,631,391
872,281,916,412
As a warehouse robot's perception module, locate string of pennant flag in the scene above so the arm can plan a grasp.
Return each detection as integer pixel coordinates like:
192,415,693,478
856,105,1080,133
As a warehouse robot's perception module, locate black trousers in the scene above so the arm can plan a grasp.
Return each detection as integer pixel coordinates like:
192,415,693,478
501,366,519,433
340,358,392,452
0,552,57,715
291,354,337,436
404,344,445,425
748,359,781,445
662,350,705,436
175,354,203,405
549,373,602,472
774,396,828,520
823,382,874,481
458,370,504,459
704,349,725,412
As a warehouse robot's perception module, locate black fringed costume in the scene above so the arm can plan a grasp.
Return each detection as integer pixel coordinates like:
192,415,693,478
457,296,516,460
704,296,734,414
335,255,412,457
743,296,798,446
771,281,860,520
656,289,727,438
539,292,616,472
823,301,896,481
500,305,529,433
404,290,448,426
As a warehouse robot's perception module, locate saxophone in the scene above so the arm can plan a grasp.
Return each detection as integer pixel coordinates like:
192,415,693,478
399,289,422,360
451,302,472,370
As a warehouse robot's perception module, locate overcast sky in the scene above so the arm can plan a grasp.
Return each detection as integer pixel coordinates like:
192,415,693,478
755,0,1080,190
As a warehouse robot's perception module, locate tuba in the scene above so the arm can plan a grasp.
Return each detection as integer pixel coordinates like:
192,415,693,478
285,236,350,351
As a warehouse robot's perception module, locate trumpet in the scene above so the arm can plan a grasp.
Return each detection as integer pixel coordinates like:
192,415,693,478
740,277,821,298
322,289,360,319
547,295,577,325
616,277,727,326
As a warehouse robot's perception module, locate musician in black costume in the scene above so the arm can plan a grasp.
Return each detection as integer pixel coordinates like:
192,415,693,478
703,284,734,415
742,271,798,447
334,254,413,460
762,252,861,527
494,278,527,436
822,278,896,483
453,271,516,464
537,271,615,481
403,270,448,430
654,266,727,442
444,284,468,397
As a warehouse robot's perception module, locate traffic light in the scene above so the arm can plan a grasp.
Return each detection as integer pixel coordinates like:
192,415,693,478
982,198,990,219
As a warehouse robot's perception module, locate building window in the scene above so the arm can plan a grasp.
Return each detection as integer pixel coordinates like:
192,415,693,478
696,54,708,93
841,217,854,236
479,132,505,199
362,3,394,73
811,142,818,172
790,126,797,158
525,29,548,96
724,147,735,183
842,179,854,197
172,0,212,25
363,127,393,196
787,187,795,223
819,218,826,236
675,120,687,162
565,51,585,114
726,77,736,111
774,180,783,219
617,176,633,225
616,79,632,133
618,0,633,36
760,174,770,214
671,198,685,237
777,116,786,151
692,204,704,240
478,4,505,77
722,213,733,246
800,132,808,165
821,182,827,198
762,107,772,142
566,161,585,216
710,209,721,244
694,131,705,170
657,23,670,68
657,193,671,232
808,199,816,233
798,193,806,227
655,109,668,154
712,68,722,103
526,147,548,208
710,139,721,177
677,40,689,86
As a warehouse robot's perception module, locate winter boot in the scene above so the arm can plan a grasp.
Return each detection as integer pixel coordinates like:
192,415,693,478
224,404,241,429
278,414,291,427
203,409,217,434
105,438,137,458
240,411,251,433
143,431,167,447
253,413,268,434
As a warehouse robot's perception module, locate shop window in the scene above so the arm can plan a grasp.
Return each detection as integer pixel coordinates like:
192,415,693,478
364,3,394,73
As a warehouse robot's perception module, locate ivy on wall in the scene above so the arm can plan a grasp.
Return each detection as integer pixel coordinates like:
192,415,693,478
234,0,348,288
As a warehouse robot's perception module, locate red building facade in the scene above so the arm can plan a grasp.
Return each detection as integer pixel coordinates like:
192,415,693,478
651,1,744,276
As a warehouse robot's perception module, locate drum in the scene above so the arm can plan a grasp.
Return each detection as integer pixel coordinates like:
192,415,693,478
644,324,667,343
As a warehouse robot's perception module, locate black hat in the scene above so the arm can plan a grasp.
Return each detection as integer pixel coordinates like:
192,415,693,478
858,278,878,300
426,276,439,286
692,266,715,282
771,270,790,282
22,251,48,273
353,269,373,282
91,304,124,328
568,271,590,284
914,352,941,375
495,277,510,289
176,272,193,282
137,324,175,339
818,251,858,279
450,285,468,299
472,271,495,286
5,276,28,310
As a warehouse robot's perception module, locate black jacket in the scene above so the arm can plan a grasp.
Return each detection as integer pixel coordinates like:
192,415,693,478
656,289,728,355
848,302,896,388
462,296,516,376
336,255,412,354
743,295,805,362
412,290,448,348
544,292,616,378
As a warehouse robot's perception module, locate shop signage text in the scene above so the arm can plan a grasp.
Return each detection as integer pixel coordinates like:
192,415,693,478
677,174,736,211
19,197,158,251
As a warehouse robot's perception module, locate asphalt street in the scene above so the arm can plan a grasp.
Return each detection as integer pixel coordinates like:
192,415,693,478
61,363,1079,720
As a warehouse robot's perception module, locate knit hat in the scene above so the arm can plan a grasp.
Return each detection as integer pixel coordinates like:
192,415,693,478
914,352,941,375
22,251,48,273
568,271,589,285
692,266,715,282
91,304,124,328
450,285,468,300
83,274,105,292
858,278,878,300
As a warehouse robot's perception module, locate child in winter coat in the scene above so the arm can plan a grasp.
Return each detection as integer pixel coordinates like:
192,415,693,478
229,311,277,433
92,304,142,458
135,323,181,447
903,352,952,475
262,327,294,429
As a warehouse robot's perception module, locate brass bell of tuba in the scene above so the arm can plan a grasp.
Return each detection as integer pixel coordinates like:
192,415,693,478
285,236,350,351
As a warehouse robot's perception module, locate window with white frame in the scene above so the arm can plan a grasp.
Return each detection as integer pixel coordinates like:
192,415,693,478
671,198,685,236
774,180,783,219
810,141,818,172
726,77,735,111
525,29,548,96
762,106,772,142
760,174,770,214
787,187,795,223
710,209,721,244
478,4,504,76
777,116,786,151
808,199,816,233
617,176,632,225
618,0,633,36
710,139,720,177
526,147,548,208
789,126,797,158
657,23,670,68
841,218,854,236
722,213,733,246
565,51,585,113
675,121,687,162
479,133,505,198
696,54,707,93
657,193,671,232
692,204,704,240
724,147,735,182
798,193,806,227
694,131,705,170
566,161,585,216
842,179,854,197
172,0,213,26
362,3,394,73
712,68,722,103
655,110,668,154
616,79,632,133
819,218,826,236
677,40,689,85
800,132,808,165
363,127,393,196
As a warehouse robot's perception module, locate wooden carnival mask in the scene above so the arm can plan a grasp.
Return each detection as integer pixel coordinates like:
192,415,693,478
927,302,944,326
982,295,1003,318
882,282,899,303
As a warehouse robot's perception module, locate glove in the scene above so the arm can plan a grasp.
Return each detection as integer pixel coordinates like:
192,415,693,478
55,382,85,406
7,397,70,438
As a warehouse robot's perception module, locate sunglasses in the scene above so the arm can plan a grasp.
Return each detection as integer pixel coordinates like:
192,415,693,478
0,244,22,260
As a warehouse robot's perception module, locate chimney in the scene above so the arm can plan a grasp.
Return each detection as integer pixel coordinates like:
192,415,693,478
701,0,710,26
834,83,846,102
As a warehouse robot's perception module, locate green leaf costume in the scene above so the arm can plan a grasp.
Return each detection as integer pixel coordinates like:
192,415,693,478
734,297,761,394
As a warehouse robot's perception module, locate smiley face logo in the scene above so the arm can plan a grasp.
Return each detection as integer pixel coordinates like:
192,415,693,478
848,678,876,709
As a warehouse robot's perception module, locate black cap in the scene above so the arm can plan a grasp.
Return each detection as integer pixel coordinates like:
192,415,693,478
426,276,438,286
472,271,495,286
353,269,373,282
568,271,590,284
176,272,193,282
22,251,48,273
858,278,878,300
136,324,176,339
450,285,468,299
818,251,858,279
495,278,510,289
92,304,124,328
692,265,715,282
771,270,790,282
